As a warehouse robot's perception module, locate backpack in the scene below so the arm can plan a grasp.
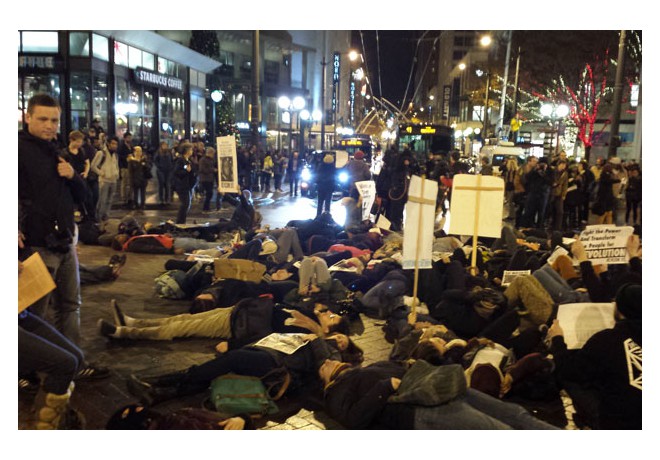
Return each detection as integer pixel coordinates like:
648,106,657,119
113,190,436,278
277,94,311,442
229,296,274,345
154,270,187,299
208,374,279,418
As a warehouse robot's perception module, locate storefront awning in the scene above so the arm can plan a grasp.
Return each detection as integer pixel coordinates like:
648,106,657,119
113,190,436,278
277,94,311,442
95,30,222,74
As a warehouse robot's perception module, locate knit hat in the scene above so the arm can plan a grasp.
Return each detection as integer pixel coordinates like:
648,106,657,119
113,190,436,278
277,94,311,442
615,283,642,320
323,154,335,164
468,363,502,398
242,189,252,202
354,150,365,160
609,156,622,165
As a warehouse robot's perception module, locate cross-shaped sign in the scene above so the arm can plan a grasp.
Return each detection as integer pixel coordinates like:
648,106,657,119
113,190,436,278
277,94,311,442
448,174,505,272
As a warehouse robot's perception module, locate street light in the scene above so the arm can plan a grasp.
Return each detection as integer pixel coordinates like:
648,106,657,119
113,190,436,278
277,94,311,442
210,90,223,144
540,103,569,157
278,95,306,154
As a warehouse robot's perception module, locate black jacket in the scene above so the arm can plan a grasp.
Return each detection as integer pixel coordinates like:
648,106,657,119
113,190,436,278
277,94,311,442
18,130,87,247
551,319,642,429
323,361,410,429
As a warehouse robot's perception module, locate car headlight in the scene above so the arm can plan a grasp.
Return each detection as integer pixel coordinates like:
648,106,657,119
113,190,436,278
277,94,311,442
338,171,349,183
301,169,312,181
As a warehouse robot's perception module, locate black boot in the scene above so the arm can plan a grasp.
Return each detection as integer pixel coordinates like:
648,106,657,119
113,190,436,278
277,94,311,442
127,374,180,406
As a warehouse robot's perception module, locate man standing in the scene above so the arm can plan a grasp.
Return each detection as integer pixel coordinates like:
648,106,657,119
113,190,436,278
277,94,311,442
154,141,174,205
117,131,134,208
92,137,120,221
18,94,108,379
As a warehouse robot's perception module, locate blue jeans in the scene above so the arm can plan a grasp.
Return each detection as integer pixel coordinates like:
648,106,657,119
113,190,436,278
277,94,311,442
19,311,84,394
533,264,589,305
97,181,117,220
30,244,82,345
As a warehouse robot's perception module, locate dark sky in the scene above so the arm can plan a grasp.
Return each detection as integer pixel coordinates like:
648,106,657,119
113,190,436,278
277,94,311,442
351,31,419,110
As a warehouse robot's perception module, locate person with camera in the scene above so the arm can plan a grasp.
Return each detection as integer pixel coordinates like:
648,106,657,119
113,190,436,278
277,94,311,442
19,94,108,380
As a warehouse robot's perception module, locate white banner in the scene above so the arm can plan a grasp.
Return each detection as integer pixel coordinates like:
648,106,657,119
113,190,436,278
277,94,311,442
579,225,634,265
216,135,239,193
448,174,505,239
402,175,438,270
355,180,376,222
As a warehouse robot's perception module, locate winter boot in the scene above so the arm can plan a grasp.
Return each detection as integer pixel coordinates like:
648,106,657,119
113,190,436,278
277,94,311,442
35,382,75,430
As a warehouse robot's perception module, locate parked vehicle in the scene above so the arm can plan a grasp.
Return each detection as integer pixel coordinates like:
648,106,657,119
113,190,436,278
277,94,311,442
479,141,526,175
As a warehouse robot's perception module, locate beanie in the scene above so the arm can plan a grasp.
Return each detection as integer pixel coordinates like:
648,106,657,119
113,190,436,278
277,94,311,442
615,283,642,320
323,154,334,164
468,363,502,398
354,150,365,160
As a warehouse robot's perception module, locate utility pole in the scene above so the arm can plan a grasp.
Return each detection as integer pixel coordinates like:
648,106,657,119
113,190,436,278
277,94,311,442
320,32,327,150
511,47,521,118
607,30,626,158
497,31,512,139
251,30,261,149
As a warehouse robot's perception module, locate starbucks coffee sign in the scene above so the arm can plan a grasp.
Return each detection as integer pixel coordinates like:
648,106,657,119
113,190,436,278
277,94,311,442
134,67,184,93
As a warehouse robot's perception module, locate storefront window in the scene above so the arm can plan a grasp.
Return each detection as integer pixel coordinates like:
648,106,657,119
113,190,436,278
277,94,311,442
92,75,108,131
190,92,206,138
142,51,155,71
92,34,108,61
18,74,61,130
70,72,90,131
129,46,142,69
114,41,128,67
21,31,58,53
160,94,186,141
69,32,90,57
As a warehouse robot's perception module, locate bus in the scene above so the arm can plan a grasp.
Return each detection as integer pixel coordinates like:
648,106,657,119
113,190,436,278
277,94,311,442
396,123,454,163
335,134,376,162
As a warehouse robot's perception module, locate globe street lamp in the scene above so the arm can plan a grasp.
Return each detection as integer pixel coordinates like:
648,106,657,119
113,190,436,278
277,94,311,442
210,90,223,144
278,95,306,154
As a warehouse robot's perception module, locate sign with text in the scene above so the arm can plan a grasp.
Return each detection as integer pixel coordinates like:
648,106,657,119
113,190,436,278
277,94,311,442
402,176,438,270
442,85,451,120
579,225,634,265
216,135,239,193
501,270,531,286
448,174,505,238
556,302,616,349
134,67,184,93
355,180,376,222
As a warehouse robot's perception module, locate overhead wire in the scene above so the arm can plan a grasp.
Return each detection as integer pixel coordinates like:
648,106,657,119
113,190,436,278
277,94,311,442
358,30,388,130
376,30,383,99
400,30,430,113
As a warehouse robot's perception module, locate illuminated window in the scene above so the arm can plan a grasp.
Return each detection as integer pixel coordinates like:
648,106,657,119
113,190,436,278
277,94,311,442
93,34,109,61
22,31,58,53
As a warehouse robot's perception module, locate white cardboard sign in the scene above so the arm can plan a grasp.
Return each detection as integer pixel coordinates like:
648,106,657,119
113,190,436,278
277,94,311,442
448,174,504,239
402,175,438,270
355,180,376,222
579,225,634,265
217,135,239,193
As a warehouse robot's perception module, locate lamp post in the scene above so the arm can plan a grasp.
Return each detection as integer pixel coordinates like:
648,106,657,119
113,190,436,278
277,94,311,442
540,103,569,157
278,95,306,155
479,34,492,140
210,90,223,144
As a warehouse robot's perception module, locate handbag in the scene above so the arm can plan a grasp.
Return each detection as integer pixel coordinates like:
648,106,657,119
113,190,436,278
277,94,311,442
209,373,280,417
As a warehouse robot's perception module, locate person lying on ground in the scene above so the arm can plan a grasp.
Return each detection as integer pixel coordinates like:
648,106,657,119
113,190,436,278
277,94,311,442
319,358,558,429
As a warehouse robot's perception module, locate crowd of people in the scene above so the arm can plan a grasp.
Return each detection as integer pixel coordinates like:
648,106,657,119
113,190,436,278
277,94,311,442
19,94,642,431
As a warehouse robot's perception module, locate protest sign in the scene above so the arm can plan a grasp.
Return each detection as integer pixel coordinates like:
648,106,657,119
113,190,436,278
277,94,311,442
556,302,616,349
376,214,391,231
579,225,634,265
18,253,56,313
216,135,239,193
501,270,531,286
355,180,376,221
402,175,438,270
254,333,310,355
448,174,505,239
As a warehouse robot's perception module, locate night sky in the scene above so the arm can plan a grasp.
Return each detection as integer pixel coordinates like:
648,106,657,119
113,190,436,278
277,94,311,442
351,30,420,110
